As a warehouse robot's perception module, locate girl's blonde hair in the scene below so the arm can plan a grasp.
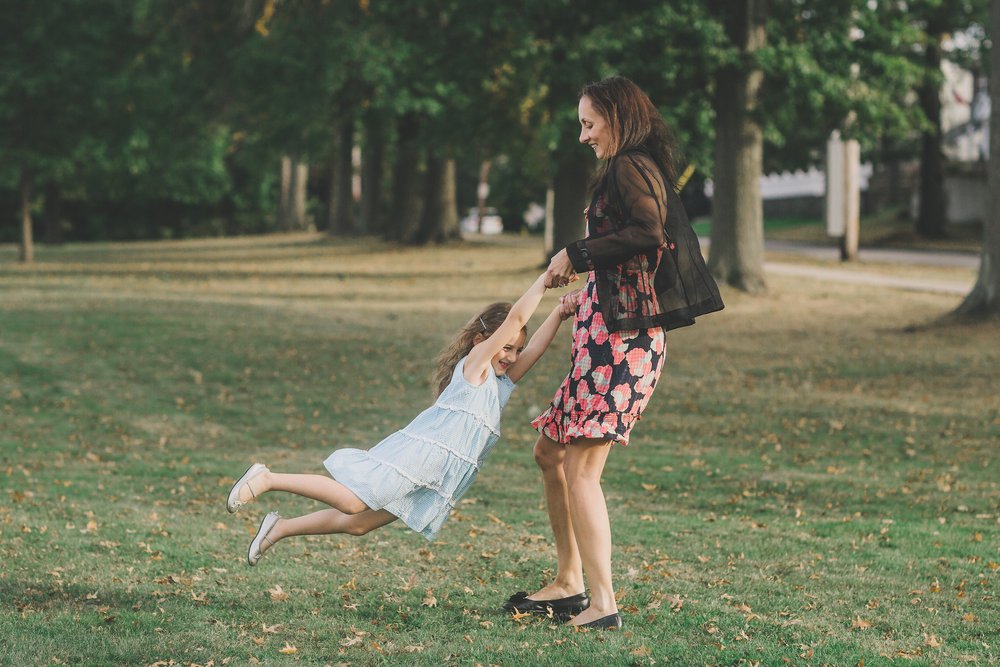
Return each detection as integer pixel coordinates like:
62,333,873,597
431,302,525,396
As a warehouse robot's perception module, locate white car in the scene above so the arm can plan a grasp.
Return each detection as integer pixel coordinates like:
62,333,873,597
460,207,504,234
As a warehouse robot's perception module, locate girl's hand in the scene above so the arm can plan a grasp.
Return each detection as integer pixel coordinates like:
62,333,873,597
558,288,583,320
544,249,577,288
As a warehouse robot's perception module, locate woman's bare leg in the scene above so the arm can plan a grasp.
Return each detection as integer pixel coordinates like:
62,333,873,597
259,508,398,556
238,470,368,515
561,437,616,625
526,434,585,599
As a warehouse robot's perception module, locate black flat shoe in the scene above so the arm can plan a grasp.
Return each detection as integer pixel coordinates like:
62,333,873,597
502,591,590,617
575,612,622,630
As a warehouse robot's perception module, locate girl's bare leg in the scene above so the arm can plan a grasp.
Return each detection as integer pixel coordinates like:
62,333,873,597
238,471,368,515
526,434,586,599
561,437,616,626
259,508,398,556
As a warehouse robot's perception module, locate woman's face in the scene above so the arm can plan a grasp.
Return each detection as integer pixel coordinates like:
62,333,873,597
578,95,614,159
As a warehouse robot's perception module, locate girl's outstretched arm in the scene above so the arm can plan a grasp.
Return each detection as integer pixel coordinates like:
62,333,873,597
464,273,551,385
505,290,580,384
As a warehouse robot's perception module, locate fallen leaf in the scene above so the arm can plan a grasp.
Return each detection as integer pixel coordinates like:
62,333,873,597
851,617,873,630
422,590,437,607
268,585,289,602
924,634,942,648
278,643,297,654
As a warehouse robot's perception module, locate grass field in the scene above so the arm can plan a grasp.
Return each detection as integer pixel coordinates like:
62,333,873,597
1,233,997,666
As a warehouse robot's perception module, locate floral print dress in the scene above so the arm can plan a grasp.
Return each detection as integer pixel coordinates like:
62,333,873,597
532,195,667,445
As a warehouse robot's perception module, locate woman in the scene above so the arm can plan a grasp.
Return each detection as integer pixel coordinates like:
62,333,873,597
503,76,724,629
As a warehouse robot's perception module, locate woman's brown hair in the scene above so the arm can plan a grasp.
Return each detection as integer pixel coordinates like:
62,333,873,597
580,75,681,187
431,302,526,396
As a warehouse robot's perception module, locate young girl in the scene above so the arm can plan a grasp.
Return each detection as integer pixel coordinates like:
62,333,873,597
226,273,576,565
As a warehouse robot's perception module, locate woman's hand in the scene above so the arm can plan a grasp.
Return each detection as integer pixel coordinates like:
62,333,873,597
558,288,583,320
544,249,577,288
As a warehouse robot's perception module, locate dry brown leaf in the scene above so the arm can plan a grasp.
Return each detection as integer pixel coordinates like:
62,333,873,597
851,617,873,630
924,634,943,648
278,642,297,654
422,590,438,607
268,585,288,602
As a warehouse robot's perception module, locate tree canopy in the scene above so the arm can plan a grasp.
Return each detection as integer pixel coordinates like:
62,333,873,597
1,0,991,262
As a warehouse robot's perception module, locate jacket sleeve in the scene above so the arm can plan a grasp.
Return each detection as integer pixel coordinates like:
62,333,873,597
565,153,667,272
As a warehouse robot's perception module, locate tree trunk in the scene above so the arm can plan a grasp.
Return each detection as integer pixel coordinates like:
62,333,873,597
291,160,309,230
547,153,591,261
42,181,64,245
279,156,310,231
476,160,492,232
952,0,1000,319
279,155,293,230
19,169,34,263
361,112,385,236
416,156,459,244
328,119,354,235
386,113,422,243
707,0,767,293
916,25,948,238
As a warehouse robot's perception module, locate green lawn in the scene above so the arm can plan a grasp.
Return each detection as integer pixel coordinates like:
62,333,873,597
1,233,997,666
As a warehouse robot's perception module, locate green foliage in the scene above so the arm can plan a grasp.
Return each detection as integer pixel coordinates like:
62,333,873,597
0,0,993,241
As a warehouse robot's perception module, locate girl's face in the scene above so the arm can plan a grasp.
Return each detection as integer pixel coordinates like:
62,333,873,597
490,331,527,377
578,95,614,159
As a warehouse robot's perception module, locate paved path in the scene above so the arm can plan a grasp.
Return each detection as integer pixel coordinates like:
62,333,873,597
697,238,981,295
764,239,979,269
763,262,974,295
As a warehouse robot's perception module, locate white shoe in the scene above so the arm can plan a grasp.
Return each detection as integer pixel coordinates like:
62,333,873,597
248,511,280,566
227,463,269,513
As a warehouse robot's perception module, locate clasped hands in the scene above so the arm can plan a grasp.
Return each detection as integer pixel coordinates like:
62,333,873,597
544,248,581,321
544,248,577,289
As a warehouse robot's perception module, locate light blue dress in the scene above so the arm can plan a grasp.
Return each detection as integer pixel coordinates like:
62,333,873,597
324,357,516,541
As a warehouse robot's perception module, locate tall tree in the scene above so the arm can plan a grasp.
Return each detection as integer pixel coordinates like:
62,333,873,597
707,0,768,293
916,8,949,238
0,1,138,259
953,0,1000,319
909,0,990,238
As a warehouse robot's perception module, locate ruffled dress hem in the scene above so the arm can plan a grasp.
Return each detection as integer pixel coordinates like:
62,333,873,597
531,406,637,446
325,448,452,541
